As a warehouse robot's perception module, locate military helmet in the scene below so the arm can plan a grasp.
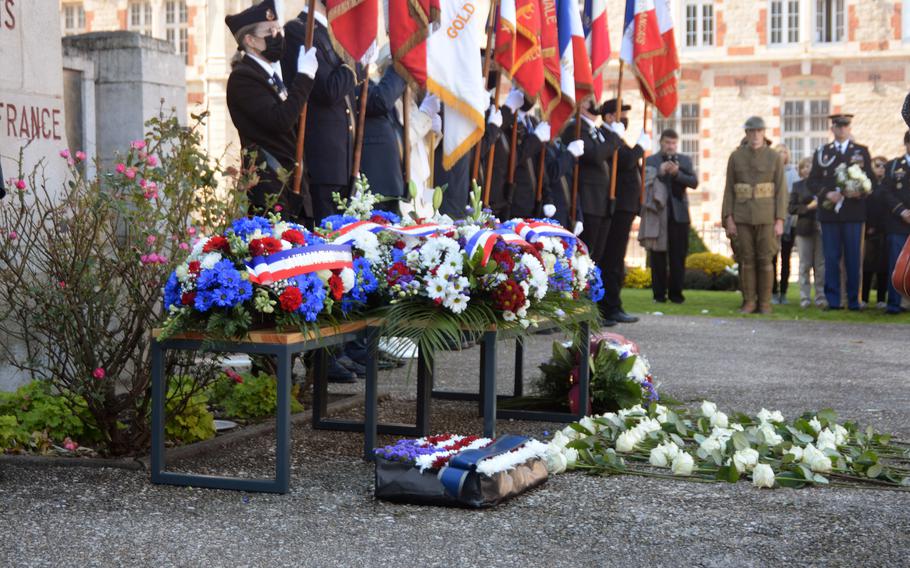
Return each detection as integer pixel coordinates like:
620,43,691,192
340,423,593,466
743,116,766,130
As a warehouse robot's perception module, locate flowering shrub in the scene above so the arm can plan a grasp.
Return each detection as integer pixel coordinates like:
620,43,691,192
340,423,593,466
0,113,247,455
207,371,305,420
685,252,734,276
623,266,652,289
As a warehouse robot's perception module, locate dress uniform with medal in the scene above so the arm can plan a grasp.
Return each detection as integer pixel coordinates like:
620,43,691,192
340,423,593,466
225,0,318,222
807,113,874,310
880,130,910,314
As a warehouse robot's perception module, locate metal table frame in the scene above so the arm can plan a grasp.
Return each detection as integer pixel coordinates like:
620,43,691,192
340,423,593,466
150,322,377,494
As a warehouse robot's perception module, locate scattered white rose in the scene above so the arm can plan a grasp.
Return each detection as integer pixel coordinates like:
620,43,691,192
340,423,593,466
545,447,567,475
579,416,598,434
752,463,775,488
757,423,784,447
816,428,838,452
711,411,729,429
809,417,822,433
550,430,571,449
637,418,662,435
756,408,785,424
615,431,639,453
832,424,849,446
733,448,760,473
649,446,669,467
561,426,579,441
701,400,718,418
654,405,670,424
786,446,803,461
802,443,832,473
700,437,722,453
671,452,695,476
565,447,579,469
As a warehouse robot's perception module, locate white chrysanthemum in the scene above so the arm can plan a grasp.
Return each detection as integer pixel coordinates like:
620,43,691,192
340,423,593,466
426,275,447,300
442,290,468,313
175,264,190,283
353,231,382,263
451,276,470,292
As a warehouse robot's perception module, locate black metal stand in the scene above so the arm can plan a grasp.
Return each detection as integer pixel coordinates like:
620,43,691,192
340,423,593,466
150,323,373,494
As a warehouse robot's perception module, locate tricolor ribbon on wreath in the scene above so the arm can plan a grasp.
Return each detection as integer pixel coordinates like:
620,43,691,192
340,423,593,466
245,244,354,285
331,220,448,244
511,220,587,253
465,229,533,266
437,435,529,498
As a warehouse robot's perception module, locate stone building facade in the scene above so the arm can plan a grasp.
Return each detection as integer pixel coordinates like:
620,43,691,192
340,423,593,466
59,0,910,237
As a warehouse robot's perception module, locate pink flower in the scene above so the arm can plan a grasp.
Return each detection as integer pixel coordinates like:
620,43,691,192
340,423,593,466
143,188,159,200
58,281,66,289
67,158,75,166
187,227,197,236
274,205,283,212
146,155,158,167
226,369,244,384
179,242,189,250
125,168,137,180
115,163,126,174
92,367,106,380
63,437,79,451
157,255,168,264
130,140,146,150
75,151,86,162
139,178,147,188
146,235,157,246
14,179,26,190
59,149,70,159
8,231,18,240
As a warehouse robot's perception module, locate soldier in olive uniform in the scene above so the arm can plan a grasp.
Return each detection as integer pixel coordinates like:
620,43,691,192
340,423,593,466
722,116,788,314
807,113,874,310
880,130,910,314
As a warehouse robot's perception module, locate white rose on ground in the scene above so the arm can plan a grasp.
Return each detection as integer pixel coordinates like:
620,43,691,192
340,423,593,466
756,408,784,424
649,446,669,467
615,431,638,453
758,423,784,447
637,418,662,435
752,463,775,488
786,446,803,461
561,426,580,441
565,447,579,469
701,400,717,418
655,405,670,424
816,428,838,451
802,443,832,473
832,424,849,446
809,417,822,432
579,416,598,434
550,430,571,449
711,411,729,429
671,452,695,476
733,448,760,473
545,447,567,475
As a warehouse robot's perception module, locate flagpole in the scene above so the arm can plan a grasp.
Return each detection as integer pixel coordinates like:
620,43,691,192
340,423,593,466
640,103,650,204
534,143,546,215
292,0,318,195
481,78,503,207
402,84,411,185
569,107,582,227
609,60,624,201
474,0,501,184
352,65,371,180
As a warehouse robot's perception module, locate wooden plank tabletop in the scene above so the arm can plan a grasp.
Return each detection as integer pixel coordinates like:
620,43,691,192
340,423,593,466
152,319,380,345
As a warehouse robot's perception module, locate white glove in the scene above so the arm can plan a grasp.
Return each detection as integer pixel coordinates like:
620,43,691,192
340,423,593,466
573,221,584,236
431,113,442,135
419,94,440,116
359,42,378,67
610,121,626,138
567,139,585,158
534,122,551,143
637,130,652,149
487,104,503,128
297,46,318,79
504,88,524,112
543,204,556,218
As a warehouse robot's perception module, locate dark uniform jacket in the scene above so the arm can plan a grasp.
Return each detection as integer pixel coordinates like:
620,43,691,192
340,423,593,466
603,128,645,215
808,140,874,224
644,153,698,224
507,111,545,219
480,106,513,217
359,66,407,199
882,156,910,236
226,55,315,217
543,142,582,228
788,179,819,237
282,13,357,187
560,118,618,218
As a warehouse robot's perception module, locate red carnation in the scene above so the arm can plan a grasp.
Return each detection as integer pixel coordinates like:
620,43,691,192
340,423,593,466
328,273,344,301
370,214,391,225
203,236,229,253
492,250,515,272
279,286,303,311
493,280,526,312
181,291,196,306
249,237,283,257
188,261,201,274
394,240,406,250
281,229,306,246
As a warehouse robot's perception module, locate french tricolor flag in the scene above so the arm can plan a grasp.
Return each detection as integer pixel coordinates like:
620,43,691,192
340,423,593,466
583,0,610,104
550,0,593,133
620,0,664,110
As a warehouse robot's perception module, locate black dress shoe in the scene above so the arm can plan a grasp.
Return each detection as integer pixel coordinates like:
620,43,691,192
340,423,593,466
602,317,617,327
653,297,666,304
608,311,639,323
669,295,685,304
335,355,367,378
327,360,358,383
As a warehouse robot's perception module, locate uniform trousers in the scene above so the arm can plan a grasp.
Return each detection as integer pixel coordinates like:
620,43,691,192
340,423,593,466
820,222,863,310
734,223,778,306
579,214,611,271
600,210,635,315
795,233,826,304
650,219,689,302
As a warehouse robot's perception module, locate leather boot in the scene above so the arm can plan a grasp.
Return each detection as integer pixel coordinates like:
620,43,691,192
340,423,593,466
739,263,757,314
757,263,774,314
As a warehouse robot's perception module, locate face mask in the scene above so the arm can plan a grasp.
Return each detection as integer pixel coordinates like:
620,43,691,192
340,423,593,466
262,33,285,62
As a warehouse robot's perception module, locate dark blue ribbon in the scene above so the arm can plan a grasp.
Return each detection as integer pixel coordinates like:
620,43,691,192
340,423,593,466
437,435,529,498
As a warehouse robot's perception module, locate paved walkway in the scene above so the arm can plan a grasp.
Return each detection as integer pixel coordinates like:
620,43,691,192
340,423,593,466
1,315,908,567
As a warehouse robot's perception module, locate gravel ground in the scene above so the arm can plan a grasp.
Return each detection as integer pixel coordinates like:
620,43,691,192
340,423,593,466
1,315,909,567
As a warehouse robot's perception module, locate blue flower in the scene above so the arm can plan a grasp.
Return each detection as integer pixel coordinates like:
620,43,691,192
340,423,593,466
588,266,605,302
320,214,359,231
163,271,181,310
193,260,248,311
293,273,326,322
369,209,401,224
341,258,378,314
230,216,272,239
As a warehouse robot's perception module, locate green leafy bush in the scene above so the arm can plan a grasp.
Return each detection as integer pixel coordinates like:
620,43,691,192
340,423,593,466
689,226,709,254
165,377,216,444
623,266,652,289
0,381,100,446
0,415,28,450
685,252,734,276
209,372,304,420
